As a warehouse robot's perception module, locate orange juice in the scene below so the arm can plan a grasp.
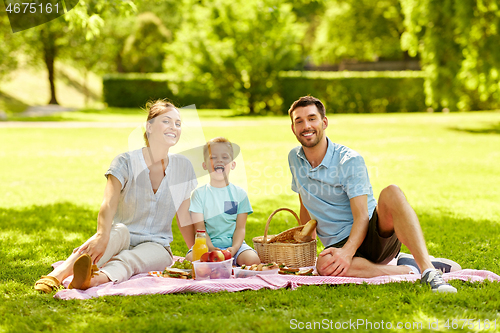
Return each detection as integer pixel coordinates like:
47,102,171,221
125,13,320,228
192,230,208,261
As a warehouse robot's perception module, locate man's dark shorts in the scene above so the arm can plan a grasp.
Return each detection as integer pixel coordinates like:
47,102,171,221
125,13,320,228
325,208,401,265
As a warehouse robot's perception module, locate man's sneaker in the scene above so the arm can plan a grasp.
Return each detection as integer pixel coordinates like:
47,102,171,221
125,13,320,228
421,269,457,293
397,253,461,273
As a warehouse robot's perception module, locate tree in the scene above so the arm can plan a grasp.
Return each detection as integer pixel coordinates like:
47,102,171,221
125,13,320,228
13,0,137,105
164,0,306,114
121,12,171,73
0,7,23,80
312,0,406,64
400,0,500,110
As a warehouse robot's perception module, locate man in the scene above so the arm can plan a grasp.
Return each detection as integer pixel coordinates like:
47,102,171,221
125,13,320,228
287,96,458,293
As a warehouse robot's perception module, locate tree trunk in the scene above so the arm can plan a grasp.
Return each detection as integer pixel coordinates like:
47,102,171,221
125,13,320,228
116,53,125,73
41,28,59,105
248,92,255,114
83,69,89,107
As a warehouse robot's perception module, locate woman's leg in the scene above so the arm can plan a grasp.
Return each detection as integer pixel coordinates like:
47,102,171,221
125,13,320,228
99,242,173,284
46,223,130,284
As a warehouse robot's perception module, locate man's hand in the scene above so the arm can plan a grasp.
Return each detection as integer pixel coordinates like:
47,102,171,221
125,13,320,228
73,233,109,265
318,247,353,276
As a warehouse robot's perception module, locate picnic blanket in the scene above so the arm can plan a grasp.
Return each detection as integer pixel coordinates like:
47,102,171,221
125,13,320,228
52,258,500,300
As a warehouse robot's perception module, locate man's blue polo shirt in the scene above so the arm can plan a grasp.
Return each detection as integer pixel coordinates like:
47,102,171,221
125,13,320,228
288,137,377,248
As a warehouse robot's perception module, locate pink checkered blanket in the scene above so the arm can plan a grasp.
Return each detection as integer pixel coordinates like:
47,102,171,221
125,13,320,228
53,258,500,300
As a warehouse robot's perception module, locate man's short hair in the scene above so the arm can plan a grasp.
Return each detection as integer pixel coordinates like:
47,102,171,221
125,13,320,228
203,137,234,160
288,96,326,119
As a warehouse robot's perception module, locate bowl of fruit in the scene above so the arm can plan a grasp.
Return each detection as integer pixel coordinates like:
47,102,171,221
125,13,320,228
192,250,233,280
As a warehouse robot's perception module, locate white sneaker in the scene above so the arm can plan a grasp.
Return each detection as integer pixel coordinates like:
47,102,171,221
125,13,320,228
397,253,461,273
421,269,457,293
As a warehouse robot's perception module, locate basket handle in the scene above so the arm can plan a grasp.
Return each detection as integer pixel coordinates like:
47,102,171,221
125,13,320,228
263,208,301,244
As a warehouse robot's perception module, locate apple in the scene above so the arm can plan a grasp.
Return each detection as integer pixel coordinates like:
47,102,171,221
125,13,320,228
210,269,222,279
200,252,210,262
196,264,211,278
219,268,231,279
209,250,225,262
221,249,232,260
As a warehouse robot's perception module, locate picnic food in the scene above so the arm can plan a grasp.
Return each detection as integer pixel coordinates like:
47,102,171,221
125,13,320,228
200,252,210,262
200,250,229,262
192,258,233,280
196,263,212,278
269,219,317,244
253,208,317,268
163,268,193,279
278,264,314,276
240,262,279,271
209,250,225,262
293,219,318,243
171,259,193,270
192,229,208,261
210,266,231,279
221,249,232,260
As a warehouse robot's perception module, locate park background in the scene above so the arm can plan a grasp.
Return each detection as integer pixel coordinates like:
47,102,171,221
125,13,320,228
1,0,500,332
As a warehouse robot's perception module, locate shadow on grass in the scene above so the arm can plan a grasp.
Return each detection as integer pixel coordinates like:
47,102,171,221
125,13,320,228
450,122,500,134
0,203,97,284
0,202,198,286
58,69,100,101
414,208,499,273
0,90,30,114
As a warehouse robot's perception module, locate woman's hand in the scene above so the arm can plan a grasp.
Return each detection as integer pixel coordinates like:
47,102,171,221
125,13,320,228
73,232,110,265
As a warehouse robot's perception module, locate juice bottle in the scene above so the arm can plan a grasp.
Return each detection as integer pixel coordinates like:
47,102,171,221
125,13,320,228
192,229,208,261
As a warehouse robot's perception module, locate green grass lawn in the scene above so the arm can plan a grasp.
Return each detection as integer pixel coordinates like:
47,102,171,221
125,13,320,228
1,110,500,332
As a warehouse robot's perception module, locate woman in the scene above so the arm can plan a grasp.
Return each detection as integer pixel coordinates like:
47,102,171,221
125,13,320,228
34,100,197,292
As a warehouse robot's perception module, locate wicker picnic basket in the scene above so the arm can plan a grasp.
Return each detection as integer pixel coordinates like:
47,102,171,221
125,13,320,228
252,208,317,268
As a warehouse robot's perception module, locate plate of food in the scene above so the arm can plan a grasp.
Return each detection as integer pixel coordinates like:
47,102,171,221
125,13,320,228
233,263,280,278
170,259,193,271
162,267,193,279
278,266,316,276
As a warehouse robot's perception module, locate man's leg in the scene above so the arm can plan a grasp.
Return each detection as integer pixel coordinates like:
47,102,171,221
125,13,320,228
376,185,434,273
317,255,410,278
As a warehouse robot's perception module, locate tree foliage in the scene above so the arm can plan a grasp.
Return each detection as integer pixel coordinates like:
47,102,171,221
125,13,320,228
165,0,306,114
401,0,500,110
0,8,23,80
313,0,405,64
122,12,170,73
10,0,136,104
